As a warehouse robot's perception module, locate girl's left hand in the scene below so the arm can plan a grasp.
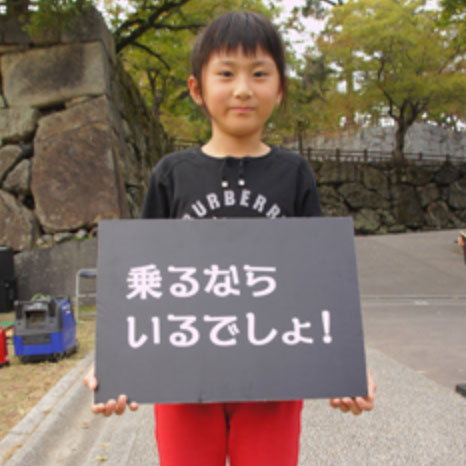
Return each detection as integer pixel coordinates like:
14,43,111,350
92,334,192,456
329,369,376,415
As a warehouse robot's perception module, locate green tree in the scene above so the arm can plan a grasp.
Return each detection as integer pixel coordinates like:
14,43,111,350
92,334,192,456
299,0,345,19
1,0,93,30
272,52,336,148
318,0,466,159
440,0,466,19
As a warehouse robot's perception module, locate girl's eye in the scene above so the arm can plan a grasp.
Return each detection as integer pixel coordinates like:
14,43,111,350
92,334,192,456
219,70,233,77
254,71,268,78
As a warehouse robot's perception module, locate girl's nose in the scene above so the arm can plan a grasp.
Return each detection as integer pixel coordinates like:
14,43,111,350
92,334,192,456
233,78,252,99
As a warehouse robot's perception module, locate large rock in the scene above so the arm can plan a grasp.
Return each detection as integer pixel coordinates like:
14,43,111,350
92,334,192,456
379,210,397,227
391,185,424,227
0,145,23,181
426,201,451,229
3,159,31,199
32,96,129,232
110,60,161,173
448,178,466,209
0,107,40,142
361,165,390,199
400,165,433,186
0,189,39,250
318,185,343,206
0,6,114,60
434,163,460,185
338,183,389,209
419,183,440,208
59,7,116,63
361,165,388,190
319,185,350,217
2,42,110,108
353,209,381,234
321,203,350,217
318,162,359,184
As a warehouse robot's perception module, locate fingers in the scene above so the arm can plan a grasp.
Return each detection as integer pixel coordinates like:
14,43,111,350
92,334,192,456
329,398,350,413
115,395,140,415
115,395,127,415
83,366,98,391
83,367,138,416
367,369,377,399
329,397,362,415
129,401,140,412
91,403,106,415
329,369,376,415
90,396,139,416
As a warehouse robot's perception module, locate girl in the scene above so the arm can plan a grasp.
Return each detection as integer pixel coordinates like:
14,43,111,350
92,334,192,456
85,11,376,466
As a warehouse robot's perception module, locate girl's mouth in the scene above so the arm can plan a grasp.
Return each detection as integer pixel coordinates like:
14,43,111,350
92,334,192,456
231,107,254,113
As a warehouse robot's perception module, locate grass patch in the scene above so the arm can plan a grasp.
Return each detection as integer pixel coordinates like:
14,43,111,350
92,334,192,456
0,308,96,441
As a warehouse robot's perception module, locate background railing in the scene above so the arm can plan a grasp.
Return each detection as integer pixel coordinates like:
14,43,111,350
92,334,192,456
171,139,465,165
287,147,466,165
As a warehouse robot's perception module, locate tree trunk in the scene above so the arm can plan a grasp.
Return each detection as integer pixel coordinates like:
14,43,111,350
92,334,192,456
297,121,304,155
147,70,168,154
344,69,356,129
393,123,406,162
392,100,421,162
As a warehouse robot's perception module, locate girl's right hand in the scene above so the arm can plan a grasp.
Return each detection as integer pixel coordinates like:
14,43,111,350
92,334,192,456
83,367,139,416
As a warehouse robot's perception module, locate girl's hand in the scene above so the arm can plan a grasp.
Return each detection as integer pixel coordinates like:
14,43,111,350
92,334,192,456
329,369,376,415
83,367,139,416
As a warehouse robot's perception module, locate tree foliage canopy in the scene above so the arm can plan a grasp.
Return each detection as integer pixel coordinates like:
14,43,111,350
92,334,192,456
315,0,466,157
3,0,465,152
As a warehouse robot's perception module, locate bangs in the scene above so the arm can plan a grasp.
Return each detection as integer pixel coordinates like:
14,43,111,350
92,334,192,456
209,13,279,57
191,11,286,94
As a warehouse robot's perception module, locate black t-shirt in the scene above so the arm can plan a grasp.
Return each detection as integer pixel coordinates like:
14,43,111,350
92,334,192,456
141,146,321,219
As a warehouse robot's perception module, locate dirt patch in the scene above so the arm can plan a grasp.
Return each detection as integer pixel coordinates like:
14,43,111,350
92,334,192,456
0,309,95,441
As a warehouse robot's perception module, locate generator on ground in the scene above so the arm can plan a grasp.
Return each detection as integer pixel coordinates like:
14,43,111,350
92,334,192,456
13,296,78,362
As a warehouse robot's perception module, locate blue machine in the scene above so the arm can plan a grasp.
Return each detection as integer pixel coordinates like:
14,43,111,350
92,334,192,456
14,296,78,362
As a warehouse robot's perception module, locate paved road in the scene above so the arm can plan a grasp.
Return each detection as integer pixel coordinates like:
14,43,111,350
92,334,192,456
355,231,466,389
1,230,465,465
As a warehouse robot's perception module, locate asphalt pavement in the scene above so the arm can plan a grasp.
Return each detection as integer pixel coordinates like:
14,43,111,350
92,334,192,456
1,229,465,465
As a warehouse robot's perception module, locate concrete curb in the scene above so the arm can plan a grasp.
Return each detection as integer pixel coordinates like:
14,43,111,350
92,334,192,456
0,351,94,466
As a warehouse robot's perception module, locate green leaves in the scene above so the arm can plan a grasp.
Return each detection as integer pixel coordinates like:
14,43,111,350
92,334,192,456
22,0,93,34
313,0,466,153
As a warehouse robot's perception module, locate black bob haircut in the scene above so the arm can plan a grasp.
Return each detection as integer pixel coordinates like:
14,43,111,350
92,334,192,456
191,11,287,97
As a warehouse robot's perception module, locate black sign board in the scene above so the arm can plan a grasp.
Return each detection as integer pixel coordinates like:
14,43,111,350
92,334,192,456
95,218,367,404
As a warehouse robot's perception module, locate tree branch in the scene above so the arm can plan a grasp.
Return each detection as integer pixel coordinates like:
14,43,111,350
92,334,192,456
148,21,205,31
131,42,171,70
321,0,343,6
115,0,193,53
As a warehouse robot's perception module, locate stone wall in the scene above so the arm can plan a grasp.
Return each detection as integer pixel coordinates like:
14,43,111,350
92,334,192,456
14,237,97,301
312,160,466,234
307,123,466,157
0,7,162,252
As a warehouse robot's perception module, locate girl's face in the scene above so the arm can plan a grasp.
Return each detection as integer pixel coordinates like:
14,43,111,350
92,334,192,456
189,47,283,142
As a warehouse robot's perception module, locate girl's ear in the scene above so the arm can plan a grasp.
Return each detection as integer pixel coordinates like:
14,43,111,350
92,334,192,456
188,76,204,106
276,89,283,106
276,79,286,106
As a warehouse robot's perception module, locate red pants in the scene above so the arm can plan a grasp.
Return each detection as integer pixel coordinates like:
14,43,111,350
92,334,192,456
154,400,303,466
